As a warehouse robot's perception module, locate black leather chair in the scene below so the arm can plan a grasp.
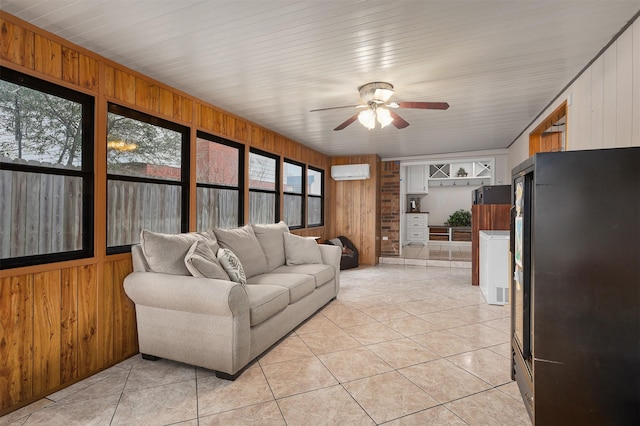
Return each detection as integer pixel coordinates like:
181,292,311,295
325,236,359,270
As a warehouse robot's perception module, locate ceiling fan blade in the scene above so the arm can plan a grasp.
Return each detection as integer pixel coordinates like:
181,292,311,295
310,104,361,112
333,113,359,131
395,101,449,110
390,111,410,129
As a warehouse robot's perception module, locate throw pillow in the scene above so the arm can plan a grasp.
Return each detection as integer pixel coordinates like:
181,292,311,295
328,237,343,248
140,229,219,275
217,248,247,285
212,224,269,278
283,233,323,265
251,221,289,271
184,240,230,280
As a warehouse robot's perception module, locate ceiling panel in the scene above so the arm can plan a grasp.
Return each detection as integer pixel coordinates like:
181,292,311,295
3,0,639,158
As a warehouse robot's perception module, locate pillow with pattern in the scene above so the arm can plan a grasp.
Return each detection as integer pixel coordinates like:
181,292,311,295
217,248,247,285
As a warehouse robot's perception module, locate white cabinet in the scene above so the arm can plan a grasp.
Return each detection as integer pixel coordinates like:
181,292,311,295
406,165,428,193
405,213,428,244
479,230,510,305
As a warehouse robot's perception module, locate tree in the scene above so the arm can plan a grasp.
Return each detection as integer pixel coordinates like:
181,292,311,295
0,80,83,167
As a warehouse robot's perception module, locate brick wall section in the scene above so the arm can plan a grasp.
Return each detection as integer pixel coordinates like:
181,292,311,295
380,161,400,256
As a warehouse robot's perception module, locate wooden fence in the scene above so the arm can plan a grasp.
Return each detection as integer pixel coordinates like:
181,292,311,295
0,169,83,259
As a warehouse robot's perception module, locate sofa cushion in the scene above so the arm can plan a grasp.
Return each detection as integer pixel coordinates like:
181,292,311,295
213,225,269,278
283,233,323,266
217,248,247,285
140,229,219,275
184,240,230,281
251,221,289,271
272,264,335,288
245,284,289,326
247,273,315,303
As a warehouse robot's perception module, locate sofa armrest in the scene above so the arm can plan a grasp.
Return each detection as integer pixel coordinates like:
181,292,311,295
124,272,248,317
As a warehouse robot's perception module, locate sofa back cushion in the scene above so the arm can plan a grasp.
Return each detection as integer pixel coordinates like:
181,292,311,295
283,233,323,265
140,229,219,275
251,221,289,271
212,224,269,278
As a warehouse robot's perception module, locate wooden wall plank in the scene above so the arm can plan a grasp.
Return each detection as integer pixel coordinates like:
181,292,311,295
112,258,137,358
77,264,98,377
0,19,34,68
135,77,160,113
104,65,115,98
59,267,78,384
32,270,61,396
0,275,33,412
78,53,98,90
114,69,136,104
61,46,79,85
159,88,174,117
33,34,61,79
100,261,115,367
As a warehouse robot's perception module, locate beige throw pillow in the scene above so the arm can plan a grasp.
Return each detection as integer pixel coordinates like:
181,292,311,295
251,221,289,271
217,248,247,285
283,233,323,265
184,240,230,280
140,229,219,275
212,225,268,278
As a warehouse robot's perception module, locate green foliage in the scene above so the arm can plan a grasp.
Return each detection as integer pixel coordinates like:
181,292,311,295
445,209,471,226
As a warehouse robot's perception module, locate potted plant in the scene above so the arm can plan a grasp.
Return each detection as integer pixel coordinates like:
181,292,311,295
456,167,468,177
445,209,472,227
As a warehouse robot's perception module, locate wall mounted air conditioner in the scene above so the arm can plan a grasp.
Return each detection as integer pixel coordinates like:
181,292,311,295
331,164,370,181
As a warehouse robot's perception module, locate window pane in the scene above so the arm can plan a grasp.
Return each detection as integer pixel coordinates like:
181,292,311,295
283,194,302,227
107,180,181,247
0,170,83,258
308,169,322,195
249,152,276,190
0,80,83,169
283,161,302,194
308,197,322,226
249,192,275,224
196,137,239,186
197,186,239,230
107,112,182,180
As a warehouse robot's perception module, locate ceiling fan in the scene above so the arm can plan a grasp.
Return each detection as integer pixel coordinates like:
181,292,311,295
310,82,449,131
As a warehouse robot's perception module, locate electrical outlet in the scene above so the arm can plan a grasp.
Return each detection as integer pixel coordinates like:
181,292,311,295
382,236,388,240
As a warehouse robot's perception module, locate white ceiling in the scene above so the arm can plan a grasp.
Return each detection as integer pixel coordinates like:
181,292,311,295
3,1,639,159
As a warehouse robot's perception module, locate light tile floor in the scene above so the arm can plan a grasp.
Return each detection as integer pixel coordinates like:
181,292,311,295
2,265,531,426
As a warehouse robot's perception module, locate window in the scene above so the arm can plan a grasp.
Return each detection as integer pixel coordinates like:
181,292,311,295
196,132,243,230
249,149,279,224
283,159,304,228
106,103,189,253
307,167,324,227
0,67,94,269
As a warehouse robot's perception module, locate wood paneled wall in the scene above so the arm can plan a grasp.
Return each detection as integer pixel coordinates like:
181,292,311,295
331,155,381,266
0,12,333,415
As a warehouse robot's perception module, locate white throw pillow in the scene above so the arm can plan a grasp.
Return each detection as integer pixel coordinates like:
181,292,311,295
217,248,247,285
283,233,323,265
184,240,230,281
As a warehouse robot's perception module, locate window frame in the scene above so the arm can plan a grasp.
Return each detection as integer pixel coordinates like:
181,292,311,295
282,158,305,229
106,103,190,254
195,130,244,229
307,166,324,227
248,148,280,224
0,67,95,269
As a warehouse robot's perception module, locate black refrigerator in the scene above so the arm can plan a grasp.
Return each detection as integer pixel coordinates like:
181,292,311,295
510,147,639,425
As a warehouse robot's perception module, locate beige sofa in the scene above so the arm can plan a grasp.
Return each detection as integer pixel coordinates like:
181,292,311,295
123,222,341,380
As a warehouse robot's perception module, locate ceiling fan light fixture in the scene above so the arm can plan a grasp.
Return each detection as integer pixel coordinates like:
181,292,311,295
376,107,393,128
358,108,376,130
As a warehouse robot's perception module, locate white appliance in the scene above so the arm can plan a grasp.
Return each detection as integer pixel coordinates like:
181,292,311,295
331,164,370,181
479,230,510,305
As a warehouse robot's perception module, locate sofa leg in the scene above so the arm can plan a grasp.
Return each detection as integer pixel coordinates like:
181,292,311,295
141,353,161,361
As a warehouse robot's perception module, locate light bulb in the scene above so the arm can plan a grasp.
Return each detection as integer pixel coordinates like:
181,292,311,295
376,107,394,128
358,109,376,130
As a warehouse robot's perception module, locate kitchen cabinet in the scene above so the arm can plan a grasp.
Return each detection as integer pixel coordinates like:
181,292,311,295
405,213,428,244
406,165,428,193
